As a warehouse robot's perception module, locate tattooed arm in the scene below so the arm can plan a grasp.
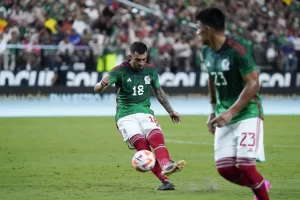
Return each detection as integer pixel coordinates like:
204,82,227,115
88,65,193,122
152,86,181,123
152,86,174,114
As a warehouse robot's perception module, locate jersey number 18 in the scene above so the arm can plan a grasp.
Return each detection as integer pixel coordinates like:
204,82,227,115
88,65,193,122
132,85,144,96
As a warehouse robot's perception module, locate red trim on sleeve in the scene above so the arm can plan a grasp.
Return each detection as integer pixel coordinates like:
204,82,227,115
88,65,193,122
227,39,247,56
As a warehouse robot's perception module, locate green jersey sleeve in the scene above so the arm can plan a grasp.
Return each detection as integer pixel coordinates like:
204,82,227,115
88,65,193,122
151,69,160,89
238,50,257,76
108,69,119,85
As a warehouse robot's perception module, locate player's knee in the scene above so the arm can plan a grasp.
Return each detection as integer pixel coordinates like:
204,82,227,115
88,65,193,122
238,165,256,174
129,134,150,151
217,167,231,178
237,157,256,174
147,129,165,149
215,157,236,178
236,157,256,168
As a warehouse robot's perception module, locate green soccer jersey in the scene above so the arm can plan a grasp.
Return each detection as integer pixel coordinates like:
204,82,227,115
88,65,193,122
106,62,160,121
202,38,264,124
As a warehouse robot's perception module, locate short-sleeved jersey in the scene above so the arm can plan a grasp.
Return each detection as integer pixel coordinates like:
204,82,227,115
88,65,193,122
202,38,264,124
104,62,160,121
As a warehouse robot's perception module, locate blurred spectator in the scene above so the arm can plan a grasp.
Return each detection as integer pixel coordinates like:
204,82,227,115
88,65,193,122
58,36,74,55
252,24,266,43
84,4,99,21
58,36,74,66
72,15,89,36
89,35,103,59
0,32,7,69
52,54,70,86
292,32,300,71
23,6,36,26
173,38,192,72
280,37,298,71
21,32,41,70
266,43,277,67
0,2,9,19
69,29,81,45
9,5,24,23
0,13,8,32
148,40,161,71
92,28,106,45
6,31,19,71
44,16,57,34
81,29,92,45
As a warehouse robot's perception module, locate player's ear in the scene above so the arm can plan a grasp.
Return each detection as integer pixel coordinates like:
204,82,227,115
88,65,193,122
206,25,214,37
205,25,211,33
128,55,132,60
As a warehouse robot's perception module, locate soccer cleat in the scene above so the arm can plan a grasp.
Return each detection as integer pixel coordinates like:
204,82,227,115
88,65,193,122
156,180,175,190
161,160,186,177
254,180,271,200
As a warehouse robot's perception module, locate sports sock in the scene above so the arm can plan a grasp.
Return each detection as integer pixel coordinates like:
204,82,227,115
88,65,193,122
238,158,269,200
216,157,248,186
129,134,150,151
147,129,170,167
151,160,169,182
130,134,168,182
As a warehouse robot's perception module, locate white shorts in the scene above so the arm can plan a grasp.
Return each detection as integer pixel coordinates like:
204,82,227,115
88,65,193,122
116,113,162,149
214,117,265,162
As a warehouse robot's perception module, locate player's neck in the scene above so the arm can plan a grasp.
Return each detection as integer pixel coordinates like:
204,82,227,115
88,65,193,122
129,61,141,72
210,34,226,52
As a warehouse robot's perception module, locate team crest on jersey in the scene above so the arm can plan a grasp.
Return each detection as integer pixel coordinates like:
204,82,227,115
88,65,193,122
221,59,230,71
144,76,151,84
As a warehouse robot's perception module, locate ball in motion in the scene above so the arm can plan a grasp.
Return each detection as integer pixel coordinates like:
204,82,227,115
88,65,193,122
132,150,156,172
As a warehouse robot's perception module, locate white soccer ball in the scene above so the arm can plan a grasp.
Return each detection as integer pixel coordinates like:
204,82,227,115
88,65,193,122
132,150,156,172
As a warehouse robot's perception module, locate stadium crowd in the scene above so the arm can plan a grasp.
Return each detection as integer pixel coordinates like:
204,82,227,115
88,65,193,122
0,0,299,72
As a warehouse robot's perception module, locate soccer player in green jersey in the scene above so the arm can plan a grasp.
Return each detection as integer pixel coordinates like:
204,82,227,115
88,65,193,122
94,42,185,190
196,8,271,200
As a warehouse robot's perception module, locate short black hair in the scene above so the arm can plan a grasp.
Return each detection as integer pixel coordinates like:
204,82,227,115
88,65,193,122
195,8,225,31
130,42,147,54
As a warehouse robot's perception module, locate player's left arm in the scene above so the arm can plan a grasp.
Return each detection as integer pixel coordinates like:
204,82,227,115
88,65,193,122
151,86,181,123
151,86,174,114
228,70,259,115
151,69,181,123
229,49,260,115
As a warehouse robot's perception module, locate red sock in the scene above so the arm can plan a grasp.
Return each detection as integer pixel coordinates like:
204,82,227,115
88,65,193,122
147,129,170,166
129,134,151,151
238,158,269,200
150,159,169,182
130,134,168,182
216,157,248,186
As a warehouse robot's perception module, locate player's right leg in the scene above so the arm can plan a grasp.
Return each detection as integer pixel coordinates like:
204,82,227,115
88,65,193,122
117,114,173,190
235,118,270,200
128,134,174,190
214,125,249,186
139,113,185,177
148,129,185,177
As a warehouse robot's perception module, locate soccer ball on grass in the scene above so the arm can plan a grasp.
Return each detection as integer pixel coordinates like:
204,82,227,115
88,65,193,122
132,150,156,172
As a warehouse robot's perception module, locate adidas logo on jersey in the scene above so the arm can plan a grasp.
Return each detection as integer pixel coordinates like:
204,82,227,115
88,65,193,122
127,78,132,82
206,61,211,67
247,148,254,153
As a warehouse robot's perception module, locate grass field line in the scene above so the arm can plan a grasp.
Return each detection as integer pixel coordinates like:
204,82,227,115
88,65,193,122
165,139,300,149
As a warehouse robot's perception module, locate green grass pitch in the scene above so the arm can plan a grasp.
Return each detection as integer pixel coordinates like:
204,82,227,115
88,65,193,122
1,116,300,200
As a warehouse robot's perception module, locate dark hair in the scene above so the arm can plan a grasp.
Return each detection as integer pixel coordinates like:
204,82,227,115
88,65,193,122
195,8,225,31
130,42,148,54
